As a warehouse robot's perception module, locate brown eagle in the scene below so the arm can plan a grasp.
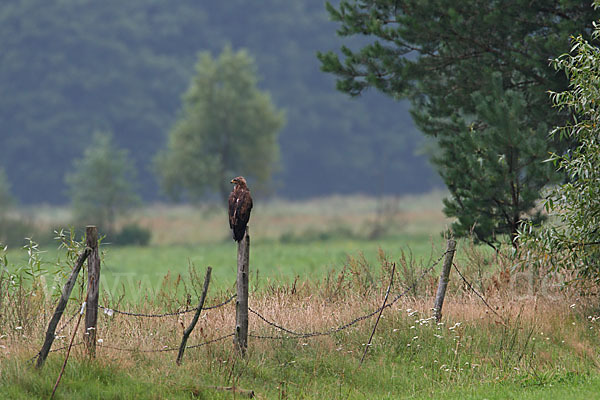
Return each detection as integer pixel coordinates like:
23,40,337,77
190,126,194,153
228,176,253,242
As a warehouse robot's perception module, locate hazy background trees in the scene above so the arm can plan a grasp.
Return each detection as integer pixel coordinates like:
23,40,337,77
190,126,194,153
318,0,599,247
156,47,285,203
3,0,600,259
0,0,431,204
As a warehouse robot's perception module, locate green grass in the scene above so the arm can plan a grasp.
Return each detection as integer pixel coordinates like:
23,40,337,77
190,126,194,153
0,358,224,400
437,372,600,400
3,362,598,400
2,311,599,399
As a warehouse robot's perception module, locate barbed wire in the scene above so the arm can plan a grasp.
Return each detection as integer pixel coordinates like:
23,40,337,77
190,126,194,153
97,294,236,318
27,342,84,365
452,262,506,324
28,334,234,363
186,333,235,349
248,251,448,340
56,308,81,333
96,332,235,353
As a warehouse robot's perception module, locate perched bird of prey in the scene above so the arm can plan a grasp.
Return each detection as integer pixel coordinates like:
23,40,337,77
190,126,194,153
228,176,253,242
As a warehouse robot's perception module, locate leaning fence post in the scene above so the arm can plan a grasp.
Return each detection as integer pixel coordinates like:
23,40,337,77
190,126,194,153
234,229,250,356
36,245,91,368
433,239,457,322
84,226,100,358
176,266,212,365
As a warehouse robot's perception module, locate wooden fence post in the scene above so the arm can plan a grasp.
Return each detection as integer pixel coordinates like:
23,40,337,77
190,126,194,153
36,246,91,368
433,239,457,323
84,226,100,358
234,229,250,356
176,266,212,365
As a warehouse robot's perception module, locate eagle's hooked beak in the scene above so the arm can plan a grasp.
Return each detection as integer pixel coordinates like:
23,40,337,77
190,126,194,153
230,179,235,184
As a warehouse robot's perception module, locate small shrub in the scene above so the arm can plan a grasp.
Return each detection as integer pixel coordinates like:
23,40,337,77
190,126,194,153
112,223,152,246
0,217,54,248
279,225,356,243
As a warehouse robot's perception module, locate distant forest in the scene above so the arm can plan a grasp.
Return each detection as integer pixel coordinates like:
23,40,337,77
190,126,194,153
0,0,437,204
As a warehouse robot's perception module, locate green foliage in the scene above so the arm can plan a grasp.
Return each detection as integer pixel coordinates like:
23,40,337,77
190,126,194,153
156,46,285,202
65,132,140,233
318,0,599,247
0,238,54,331
521,7,600,280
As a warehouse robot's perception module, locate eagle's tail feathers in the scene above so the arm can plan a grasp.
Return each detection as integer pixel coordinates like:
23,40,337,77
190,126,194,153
233,225,246,242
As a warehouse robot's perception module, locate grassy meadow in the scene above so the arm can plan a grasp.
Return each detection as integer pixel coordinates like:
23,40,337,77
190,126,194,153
2,191,600,399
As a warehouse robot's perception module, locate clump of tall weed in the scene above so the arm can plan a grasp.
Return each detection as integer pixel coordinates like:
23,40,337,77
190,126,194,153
0,229,89,345
0,239,49,337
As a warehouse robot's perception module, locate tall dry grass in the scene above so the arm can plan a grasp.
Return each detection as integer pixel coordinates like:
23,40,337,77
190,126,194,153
1,240,597,375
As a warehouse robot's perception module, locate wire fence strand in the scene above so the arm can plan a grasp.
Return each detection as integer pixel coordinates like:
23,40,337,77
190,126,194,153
28,342,84,365
96,333,235,353
98,294,236,318
452,262,506,324
248,251,447,340
31,249,453,359
56,308,81,333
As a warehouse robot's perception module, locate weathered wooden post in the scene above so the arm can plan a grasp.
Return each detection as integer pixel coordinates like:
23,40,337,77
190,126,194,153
433,239,457,322
234,229,250,356
176,266,212,365
36,246,91,368
84,226,100,358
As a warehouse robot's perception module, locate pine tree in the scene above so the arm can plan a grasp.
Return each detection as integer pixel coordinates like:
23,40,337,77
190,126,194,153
439,74,554,248
318,0,599,247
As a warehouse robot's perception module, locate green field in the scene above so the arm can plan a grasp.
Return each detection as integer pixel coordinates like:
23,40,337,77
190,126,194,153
6,192,453,302
5,233,447,303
